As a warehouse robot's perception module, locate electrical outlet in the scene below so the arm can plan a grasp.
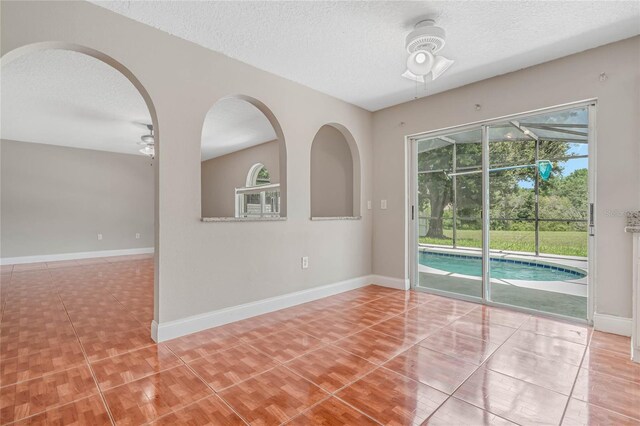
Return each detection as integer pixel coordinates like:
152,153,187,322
135,233,141,239
367,200,372,210
97,233,103,241
301,256,309,269
381,200,388,210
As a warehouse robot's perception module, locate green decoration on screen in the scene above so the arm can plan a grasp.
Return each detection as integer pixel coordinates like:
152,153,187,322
538,160,552,181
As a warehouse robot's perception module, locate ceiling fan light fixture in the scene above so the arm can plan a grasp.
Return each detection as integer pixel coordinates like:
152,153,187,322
406,49,434,76
431,55,455,80
402,19,454,82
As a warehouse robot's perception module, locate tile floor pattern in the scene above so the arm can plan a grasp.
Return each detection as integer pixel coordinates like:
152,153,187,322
1,257,639,425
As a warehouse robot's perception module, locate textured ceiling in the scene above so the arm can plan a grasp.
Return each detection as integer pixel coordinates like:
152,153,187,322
92,0,640,111
1,49,152,155
3,3,638,154
1,50,275,157
201,98,276,160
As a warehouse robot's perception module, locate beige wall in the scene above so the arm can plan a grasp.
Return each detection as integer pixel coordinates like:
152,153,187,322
372,36,640,319
311,125,354,217
201,140,280,218
1,1,373,325
1,139,154,258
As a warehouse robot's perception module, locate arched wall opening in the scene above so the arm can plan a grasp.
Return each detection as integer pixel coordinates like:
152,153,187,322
200,95,287,219
1,42,161,328
310,123,361,218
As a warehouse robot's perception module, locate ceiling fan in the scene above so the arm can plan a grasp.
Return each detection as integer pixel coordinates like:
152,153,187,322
138,124,155,158
402,19,454,83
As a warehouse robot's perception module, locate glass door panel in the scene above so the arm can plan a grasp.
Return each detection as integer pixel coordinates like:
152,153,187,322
416,128,483,299
487,107,589,320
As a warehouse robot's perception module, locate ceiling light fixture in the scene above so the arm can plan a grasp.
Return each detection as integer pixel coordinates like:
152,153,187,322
139,145,155,156
402,19,454,82
407,49,434,76
430,55,455,80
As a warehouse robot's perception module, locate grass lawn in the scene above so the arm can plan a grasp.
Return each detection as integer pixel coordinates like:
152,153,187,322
420,229,587,257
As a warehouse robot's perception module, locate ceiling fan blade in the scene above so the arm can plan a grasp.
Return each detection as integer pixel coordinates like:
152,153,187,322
132,121,153,130
401,69,425,83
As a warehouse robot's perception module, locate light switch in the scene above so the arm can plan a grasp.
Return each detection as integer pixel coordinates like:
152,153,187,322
367,200,372,210
381,200,388,210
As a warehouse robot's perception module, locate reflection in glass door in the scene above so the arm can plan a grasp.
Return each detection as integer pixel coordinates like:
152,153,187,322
413,104,592,321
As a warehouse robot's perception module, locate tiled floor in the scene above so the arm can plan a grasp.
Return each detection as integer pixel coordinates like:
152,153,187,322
1,257,639,425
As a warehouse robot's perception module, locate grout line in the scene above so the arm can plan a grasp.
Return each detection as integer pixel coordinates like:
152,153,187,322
51,270,117,426
559,331,589,425
91,347,182,393
183,364,250,425
139,394,215,426
564,329,640,422
164,343,251,425
1,394,106,426
418,304,531,425
279,296,483,424
165,291,393,425
0,360,90,389
0,268,113,425
330,395,385,426
288,391,384,426
0,256,153,425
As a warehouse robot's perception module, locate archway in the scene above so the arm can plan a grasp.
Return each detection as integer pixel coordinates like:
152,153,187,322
1,42,161,338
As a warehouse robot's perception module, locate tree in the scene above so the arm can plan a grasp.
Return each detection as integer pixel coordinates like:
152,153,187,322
418,144,452,238
419,137,574,239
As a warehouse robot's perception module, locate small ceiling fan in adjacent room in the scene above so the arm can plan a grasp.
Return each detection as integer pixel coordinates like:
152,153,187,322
402,19,454,83
137,124,155,158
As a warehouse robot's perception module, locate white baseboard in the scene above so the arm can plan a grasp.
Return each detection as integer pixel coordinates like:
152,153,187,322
593,312,632,337
1,247,154,265
152,274,408,342
369,274,410,290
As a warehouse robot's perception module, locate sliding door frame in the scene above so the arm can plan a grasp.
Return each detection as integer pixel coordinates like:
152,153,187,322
407,99,597,324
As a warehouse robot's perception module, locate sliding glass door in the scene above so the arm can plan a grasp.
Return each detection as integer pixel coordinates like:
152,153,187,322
412,103,592,321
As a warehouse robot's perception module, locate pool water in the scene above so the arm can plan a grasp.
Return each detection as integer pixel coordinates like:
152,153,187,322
419,251,586,281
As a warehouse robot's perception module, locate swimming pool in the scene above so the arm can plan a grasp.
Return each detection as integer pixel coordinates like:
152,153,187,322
419,251,586,281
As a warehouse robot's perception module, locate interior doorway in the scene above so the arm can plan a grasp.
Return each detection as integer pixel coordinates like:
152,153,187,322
1,44,159,332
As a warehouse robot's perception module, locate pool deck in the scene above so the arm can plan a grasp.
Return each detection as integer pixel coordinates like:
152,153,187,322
419,245,588,297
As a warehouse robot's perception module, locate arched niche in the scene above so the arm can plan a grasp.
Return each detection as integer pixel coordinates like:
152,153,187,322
1,42,161,334
200,95,287,219
310,123,361,218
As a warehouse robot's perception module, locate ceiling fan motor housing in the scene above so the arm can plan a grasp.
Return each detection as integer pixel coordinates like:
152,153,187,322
406,19,446,54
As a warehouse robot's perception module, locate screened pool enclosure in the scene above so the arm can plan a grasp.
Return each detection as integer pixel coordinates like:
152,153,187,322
411,104,593,320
